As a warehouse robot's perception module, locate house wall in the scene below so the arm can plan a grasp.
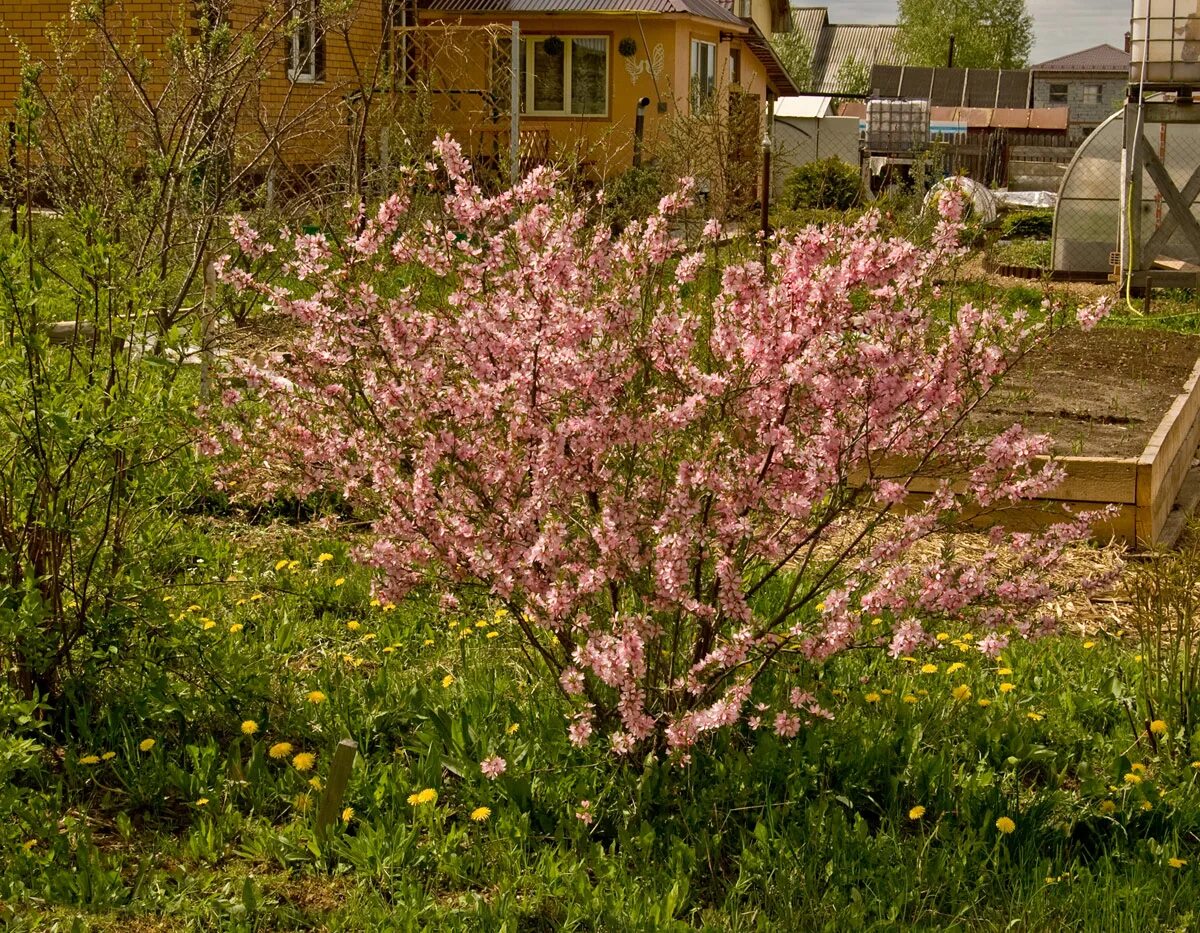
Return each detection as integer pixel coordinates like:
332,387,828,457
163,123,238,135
416,13,771,180
1031,73,1125,142
0,0,384,170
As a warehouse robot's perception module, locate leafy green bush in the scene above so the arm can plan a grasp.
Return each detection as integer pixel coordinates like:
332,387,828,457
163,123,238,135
781,157,863,211
0,214,200,718
1000,209,1054,240
601,163,667,232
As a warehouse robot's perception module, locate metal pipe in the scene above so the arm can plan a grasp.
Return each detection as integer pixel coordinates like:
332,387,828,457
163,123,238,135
633,96,650,167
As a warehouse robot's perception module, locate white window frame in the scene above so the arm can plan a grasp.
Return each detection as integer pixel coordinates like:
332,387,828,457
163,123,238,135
288,0,321,84
1081,83,1104,105
691,39,717,105
522,35,610,118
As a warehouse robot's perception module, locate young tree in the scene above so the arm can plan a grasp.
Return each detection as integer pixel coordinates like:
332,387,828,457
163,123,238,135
896,0,1034,70
770,32,812,92
211,142,1113,759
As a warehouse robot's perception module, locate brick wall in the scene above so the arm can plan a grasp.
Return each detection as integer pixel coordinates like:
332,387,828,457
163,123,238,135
0,0,385,170
1031,73,1125,143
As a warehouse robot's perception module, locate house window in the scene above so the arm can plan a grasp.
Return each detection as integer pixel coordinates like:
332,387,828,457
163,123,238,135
385,0,417,87
730,48,741,85
1081,83,1104,104
1048,83,1068,104
691,40,717,105
736,0,752,17
287,0,324,83
521,36,608,117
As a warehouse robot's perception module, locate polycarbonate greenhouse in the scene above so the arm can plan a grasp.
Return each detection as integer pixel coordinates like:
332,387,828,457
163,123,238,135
1052,96,1200,276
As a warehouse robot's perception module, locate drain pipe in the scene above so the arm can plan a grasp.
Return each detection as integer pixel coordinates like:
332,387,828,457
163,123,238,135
633,96,651,167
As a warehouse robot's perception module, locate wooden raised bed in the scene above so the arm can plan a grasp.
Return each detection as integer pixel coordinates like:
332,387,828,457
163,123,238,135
905,329,1200,547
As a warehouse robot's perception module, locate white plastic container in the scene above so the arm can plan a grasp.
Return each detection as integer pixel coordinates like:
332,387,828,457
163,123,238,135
865,99,930,154
1130,0,1200,86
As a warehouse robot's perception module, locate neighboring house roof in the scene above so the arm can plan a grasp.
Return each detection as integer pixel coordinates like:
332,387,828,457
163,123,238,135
870,65,1032,108
418,0,744,26
790,6,903,95
1032,43,1130,73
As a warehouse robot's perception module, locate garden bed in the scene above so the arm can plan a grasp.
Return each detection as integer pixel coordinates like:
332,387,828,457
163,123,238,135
915,329,1200,547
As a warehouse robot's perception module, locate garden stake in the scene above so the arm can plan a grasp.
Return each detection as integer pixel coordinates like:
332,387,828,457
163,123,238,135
316,739,358,841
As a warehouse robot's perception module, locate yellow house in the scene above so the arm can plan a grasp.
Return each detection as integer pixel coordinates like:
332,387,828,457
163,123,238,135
409,0,798,185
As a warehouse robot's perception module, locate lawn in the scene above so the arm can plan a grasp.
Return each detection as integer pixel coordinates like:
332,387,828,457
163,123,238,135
4,520,1200,931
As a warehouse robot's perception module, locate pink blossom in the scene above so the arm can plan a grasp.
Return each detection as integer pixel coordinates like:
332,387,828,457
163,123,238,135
210,137,1117,756
480,756,507,779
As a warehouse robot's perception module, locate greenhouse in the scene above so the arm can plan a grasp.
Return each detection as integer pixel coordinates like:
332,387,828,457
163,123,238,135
1053,95,1200,277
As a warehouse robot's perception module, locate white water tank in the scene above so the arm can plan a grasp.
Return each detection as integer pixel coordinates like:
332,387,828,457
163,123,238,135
1131,0,1200,85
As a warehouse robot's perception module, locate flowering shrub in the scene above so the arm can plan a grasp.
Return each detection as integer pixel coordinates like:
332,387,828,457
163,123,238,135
211,139,1112,759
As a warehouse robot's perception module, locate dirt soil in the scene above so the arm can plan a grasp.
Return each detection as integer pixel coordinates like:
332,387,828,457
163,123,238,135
974,328,1200,458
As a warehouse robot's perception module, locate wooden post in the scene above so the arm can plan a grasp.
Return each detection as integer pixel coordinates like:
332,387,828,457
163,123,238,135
510,22,520,185
316,739,358,841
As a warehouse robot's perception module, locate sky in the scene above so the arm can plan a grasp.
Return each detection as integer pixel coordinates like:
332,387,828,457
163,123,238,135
826,0,1132,65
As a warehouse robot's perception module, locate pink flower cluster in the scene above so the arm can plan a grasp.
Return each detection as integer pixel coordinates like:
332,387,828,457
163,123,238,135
212,137,1113,760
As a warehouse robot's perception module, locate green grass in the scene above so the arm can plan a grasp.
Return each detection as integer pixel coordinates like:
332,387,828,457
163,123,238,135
4,521,1200,931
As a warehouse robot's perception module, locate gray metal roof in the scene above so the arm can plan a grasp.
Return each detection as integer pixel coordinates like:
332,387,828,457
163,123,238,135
790,7,903,94
419,0,744,25
1032,43,1130,74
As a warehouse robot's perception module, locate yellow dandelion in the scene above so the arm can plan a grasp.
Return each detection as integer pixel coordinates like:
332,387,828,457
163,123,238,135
442,674,455,688
1124,772,1143,785
370,598,382,607
269,741,294,759
476,620,489,628
900,656,918,664
507,723,520,735
201,619,217,631
334,577,346,587
978,698,992,707
999,683,1016,694
422,638,434,646
229,623,244,633
162,594,175,603
908,805,926,820
486,631,499,639
342,806,354,822
22,839,37,852
100,751,116,761
997,667,1013,676
1141,801,1153,811
187,604,202,612
241,720,259,735
274,559,289,571
946,662,966,674
292,752,316,772
308,776,323,789
903,694,918,704
1026,712,1044,722
935,632,950,641
995,816,1016,834
196,797,209,806
317,552,334,563
1131,763,1147,774
407,788,437,806
1082,641,1095,649
881,688,894,695
921,663,939,674
287,560,300,571
952,684,972,701
1169,857,1188,869
361,633,377,642
1150,720,1168,735
1100,800,1116,814
917,689,929,696
346,620,361,631
250,593,265,602
865,692,882,703
870,617,883,626
79,754,100,765
383,602,396,612
306,690,327,704
470,806,491,822
139,738,156,752
383,646,396,654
